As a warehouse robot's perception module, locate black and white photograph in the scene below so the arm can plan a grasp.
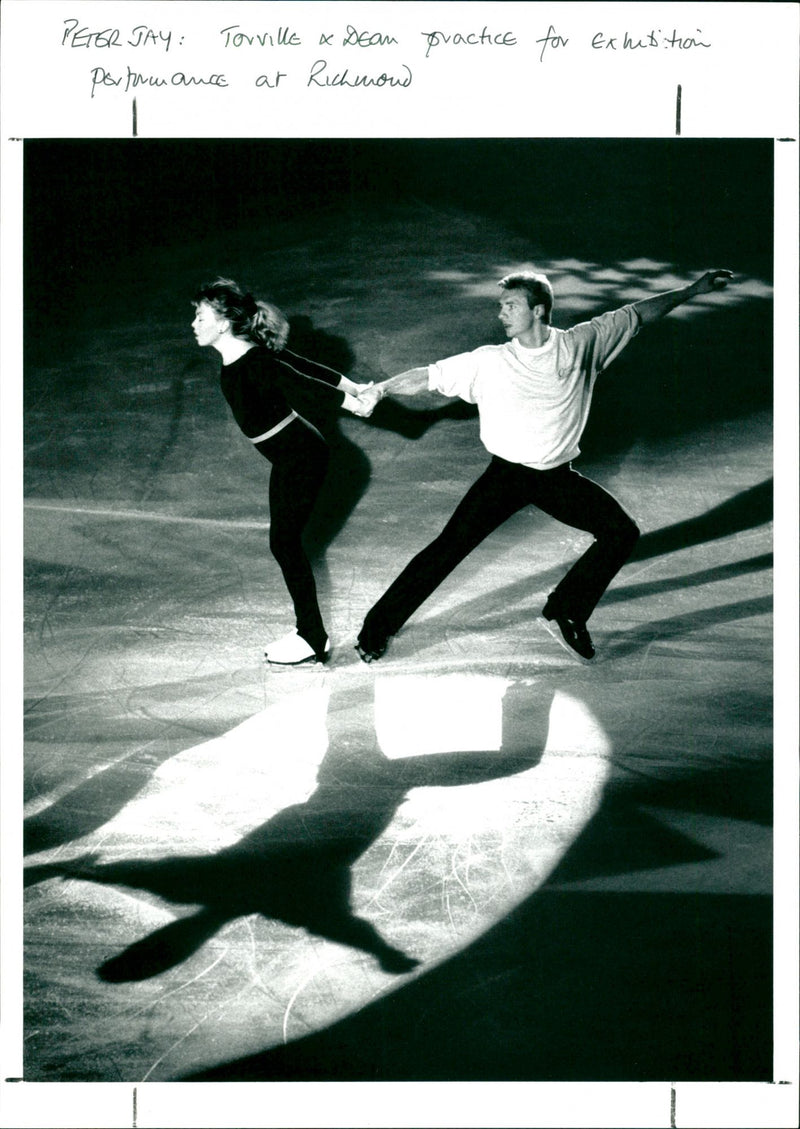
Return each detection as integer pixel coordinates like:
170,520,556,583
17,130,777,1072
1,4,798,1129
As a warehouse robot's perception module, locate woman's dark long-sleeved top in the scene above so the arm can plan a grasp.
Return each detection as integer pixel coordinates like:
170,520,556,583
219,346,345,441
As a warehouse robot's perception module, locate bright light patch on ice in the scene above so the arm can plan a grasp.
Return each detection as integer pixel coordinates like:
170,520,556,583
544,689,613,758
33,685,334,859
373,673,511,758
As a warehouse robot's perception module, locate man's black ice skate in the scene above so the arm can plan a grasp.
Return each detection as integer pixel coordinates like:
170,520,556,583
355,625,391,663
541,597,595,663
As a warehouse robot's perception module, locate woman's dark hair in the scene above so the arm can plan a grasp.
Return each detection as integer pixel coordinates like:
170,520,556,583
499,272,555,324
193,277,289,350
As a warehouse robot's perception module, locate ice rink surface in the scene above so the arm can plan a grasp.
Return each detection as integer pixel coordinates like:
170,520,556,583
19,140,776,1084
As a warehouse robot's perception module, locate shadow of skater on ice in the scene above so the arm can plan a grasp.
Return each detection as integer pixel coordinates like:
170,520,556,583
26,715,545,983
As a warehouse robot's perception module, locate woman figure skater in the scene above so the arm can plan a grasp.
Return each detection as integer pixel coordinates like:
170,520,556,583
192,278,371,666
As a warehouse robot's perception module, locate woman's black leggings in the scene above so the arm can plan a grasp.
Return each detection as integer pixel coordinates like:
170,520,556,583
255,419,330,654
359,456,640,650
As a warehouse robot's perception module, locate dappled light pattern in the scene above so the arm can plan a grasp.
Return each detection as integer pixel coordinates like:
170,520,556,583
427,258,771,320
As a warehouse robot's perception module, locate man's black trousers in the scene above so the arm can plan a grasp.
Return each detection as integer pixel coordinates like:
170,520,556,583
359,455,640,650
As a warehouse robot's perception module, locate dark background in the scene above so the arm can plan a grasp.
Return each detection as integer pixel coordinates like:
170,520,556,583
25,137,772,304
24,137,774,463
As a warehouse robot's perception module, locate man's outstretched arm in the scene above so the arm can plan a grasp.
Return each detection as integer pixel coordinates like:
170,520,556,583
633,270,734,326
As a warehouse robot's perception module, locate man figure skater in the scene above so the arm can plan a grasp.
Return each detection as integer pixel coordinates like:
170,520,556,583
355,268,733,663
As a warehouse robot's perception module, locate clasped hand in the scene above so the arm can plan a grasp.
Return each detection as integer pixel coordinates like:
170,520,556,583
346,382,385,418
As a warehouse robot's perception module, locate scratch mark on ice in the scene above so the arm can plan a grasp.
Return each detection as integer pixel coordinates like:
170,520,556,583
283,965,327,1044
367,834,430,905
